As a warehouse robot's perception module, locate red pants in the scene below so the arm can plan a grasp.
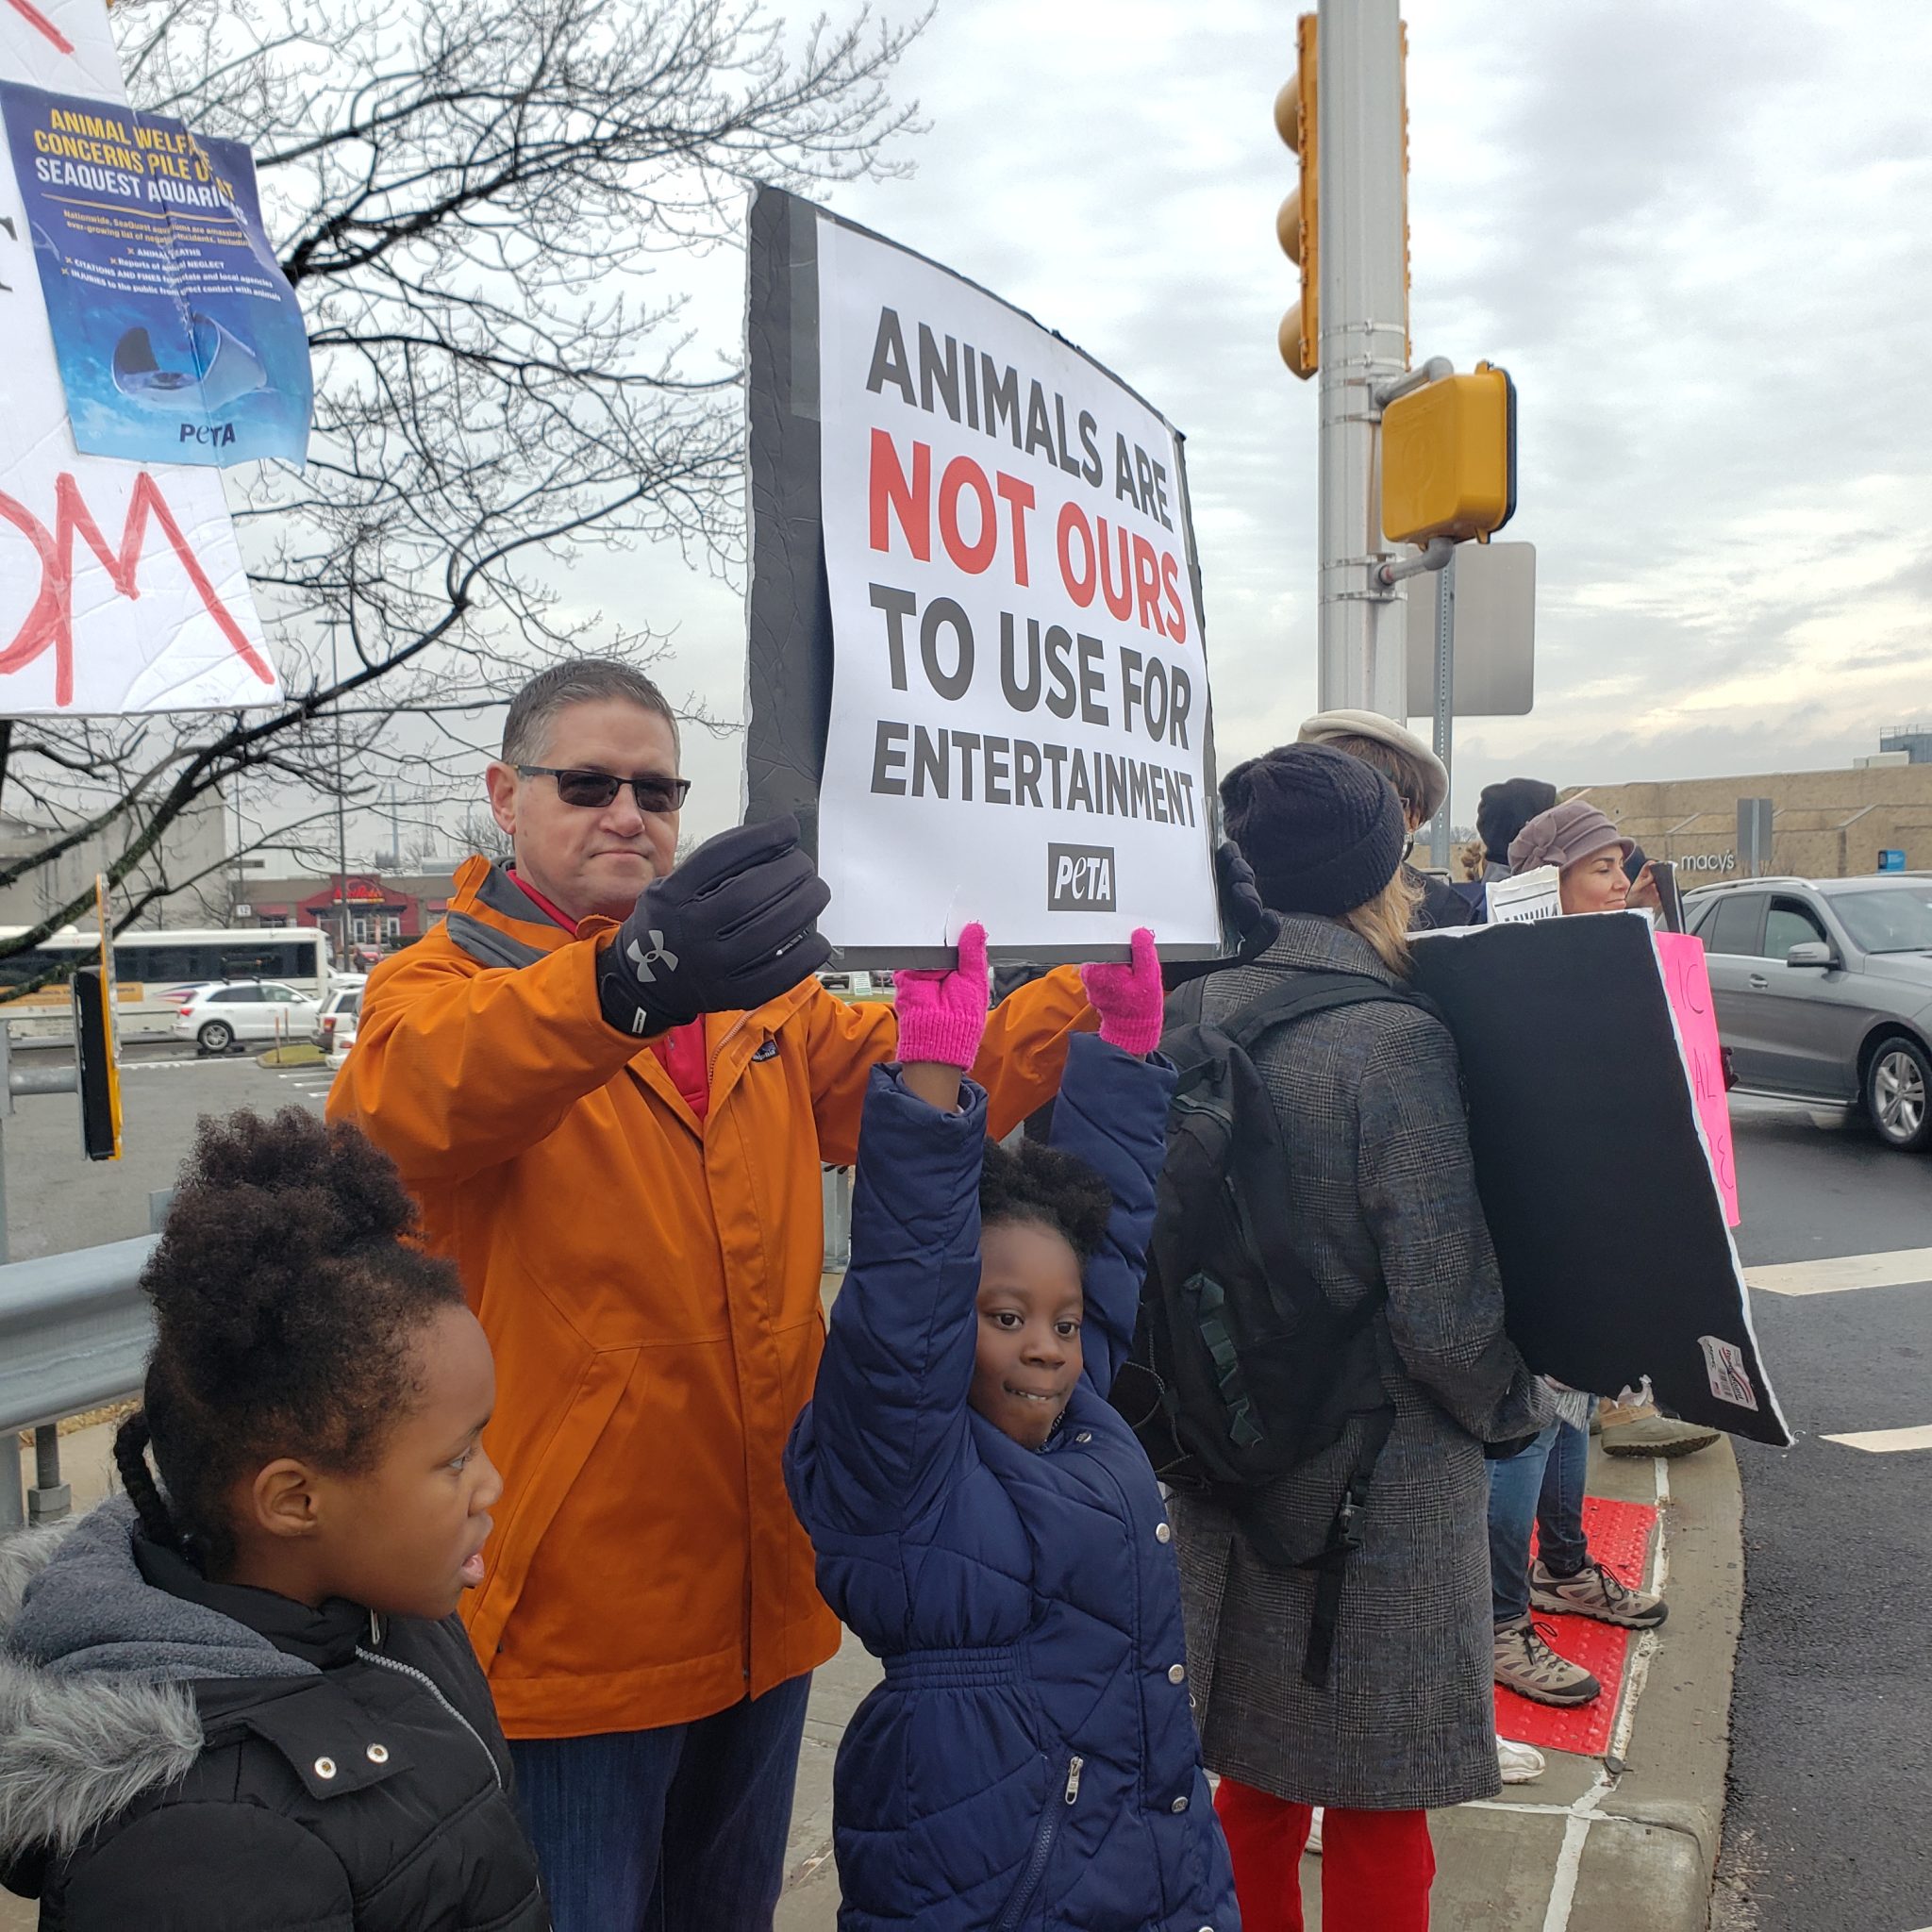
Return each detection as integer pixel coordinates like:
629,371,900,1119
1213,1775,1435,1932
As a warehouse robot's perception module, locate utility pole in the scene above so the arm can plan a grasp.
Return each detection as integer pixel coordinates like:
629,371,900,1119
1315,0,1409,717
331,632,349,967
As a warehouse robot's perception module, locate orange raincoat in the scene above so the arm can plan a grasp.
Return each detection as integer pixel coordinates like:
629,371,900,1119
329,858,1097,1739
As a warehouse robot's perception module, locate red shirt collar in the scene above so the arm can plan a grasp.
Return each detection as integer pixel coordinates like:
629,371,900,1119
505,867,581,937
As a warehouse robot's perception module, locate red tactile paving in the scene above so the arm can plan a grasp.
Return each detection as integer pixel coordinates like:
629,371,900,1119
1493,1496,1660,1758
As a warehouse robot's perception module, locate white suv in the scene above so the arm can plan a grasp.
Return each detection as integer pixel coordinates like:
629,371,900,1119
312,984,364,1061
175,981,322,1055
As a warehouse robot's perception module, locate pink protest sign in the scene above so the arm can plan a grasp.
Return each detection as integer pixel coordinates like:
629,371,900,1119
1656,932,1740,1226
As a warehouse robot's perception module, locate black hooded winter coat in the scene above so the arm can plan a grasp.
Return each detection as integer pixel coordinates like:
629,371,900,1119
0,1499,546,1930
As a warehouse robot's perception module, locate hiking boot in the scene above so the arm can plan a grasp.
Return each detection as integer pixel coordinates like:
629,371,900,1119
1492,1617,1602,1707
1530,1557,1668,1629
1498,1737,1546,1785
1598,1401,1720,1458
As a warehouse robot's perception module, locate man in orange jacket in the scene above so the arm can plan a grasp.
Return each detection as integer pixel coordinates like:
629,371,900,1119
329,658,1100,1930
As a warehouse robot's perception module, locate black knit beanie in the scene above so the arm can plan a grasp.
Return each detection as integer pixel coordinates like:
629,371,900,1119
1477,777,1558,867
1220,742,1406,917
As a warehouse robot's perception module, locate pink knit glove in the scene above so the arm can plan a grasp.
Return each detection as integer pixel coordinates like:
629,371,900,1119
892,923,990,1071
1080,928,1164,1056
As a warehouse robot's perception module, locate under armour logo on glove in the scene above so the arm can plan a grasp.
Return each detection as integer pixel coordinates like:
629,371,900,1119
595,814,832,1038
625,931,679,982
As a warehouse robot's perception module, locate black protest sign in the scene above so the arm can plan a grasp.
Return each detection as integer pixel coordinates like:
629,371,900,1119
1411,914,1790,1446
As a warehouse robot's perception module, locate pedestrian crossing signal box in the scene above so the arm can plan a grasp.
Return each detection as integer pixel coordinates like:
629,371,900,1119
1380,360,1517,546
73,874,124,1162
72,965,123,1161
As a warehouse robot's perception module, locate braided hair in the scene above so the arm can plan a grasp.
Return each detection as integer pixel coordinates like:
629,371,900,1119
115,1108,463,1574
977,1138,1111,1265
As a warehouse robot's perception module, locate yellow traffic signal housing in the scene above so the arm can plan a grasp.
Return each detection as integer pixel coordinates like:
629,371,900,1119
1380,360,1517,545
1274,14,1318,380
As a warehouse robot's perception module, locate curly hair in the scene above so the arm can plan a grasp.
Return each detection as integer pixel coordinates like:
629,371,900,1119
113,1108,464,1574
977,1138,1112,1264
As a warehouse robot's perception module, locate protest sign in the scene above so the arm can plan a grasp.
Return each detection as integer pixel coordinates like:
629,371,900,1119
0,0,276,716
0,82,311,468
1485,863,1560,925
1411,913,1789,1445
1657,931,1741,1226
744,186,1220,964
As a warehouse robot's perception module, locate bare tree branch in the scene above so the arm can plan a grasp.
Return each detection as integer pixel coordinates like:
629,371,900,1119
0,0,924,965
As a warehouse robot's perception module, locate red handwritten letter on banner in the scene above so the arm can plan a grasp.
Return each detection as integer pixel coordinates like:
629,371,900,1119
0,472,275,708
1657,931,1741,1227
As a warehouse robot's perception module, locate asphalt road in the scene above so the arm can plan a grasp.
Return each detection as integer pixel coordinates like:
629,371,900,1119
0,1051,337,1262
1715,1098,1932,1932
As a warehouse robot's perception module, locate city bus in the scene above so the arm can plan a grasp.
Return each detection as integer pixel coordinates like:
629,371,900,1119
0,925,333,1040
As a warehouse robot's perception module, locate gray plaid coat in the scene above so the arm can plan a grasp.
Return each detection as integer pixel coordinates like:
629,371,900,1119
1173,915,1550,1811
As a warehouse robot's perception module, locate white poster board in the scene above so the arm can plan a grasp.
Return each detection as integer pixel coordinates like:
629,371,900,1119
0,0,278,715
807,211,1218,957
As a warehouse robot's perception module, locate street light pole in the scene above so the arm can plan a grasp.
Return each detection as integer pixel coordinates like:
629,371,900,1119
1316,0,1409,718
331,632,348,968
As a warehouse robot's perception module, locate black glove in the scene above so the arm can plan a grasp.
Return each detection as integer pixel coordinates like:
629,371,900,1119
596,814,832,1036
1162,841,1281,991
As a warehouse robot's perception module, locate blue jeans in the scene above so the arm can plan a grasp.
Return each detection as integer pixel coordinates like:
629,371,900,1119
1487,1419,1591,1625
509,1674,812,1932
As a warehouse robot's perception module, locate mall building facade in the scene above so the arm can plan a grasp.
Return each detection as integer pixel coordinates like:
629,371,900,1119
1566,758,1932,881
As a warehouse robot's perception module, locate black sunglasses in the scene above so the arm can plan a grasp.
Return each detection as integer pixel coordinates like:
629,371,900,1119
518,765,691,814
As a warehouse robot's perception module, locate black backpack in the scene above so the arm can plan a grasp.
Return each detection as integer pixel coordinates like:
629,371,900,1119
1110,970,1437,1687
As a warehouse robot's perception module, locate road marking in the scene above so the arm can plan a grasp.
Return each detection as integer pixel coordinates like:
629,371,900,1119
1821,1424,1932,1455
123,1057,255,1074
1746,1249,1932,1297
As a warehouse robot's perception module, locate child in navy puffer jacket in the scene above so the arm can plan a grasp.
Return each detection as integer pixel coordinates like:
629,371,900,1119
786,925,1240,1932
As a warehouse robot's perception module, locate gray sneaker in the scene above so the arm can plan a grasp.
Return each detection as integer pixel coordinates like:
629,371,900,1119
1492,1617,1602,1707
1530,1558,1668,1629
1599,1407,1720,1458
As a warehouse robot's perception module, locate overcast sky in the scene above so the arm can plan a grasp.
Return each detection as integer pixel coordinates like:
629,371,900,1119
502,0,1932,846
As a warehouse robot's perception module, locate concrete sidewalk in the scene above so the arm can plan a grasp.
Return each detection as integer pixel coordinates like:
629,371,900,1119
778,1433,1743,1931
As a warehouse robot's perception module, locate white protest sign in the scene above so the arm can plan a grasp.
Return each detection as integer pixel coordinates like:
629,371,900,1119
0,0,278,716
810,212,1218,956
1485,864,1561,925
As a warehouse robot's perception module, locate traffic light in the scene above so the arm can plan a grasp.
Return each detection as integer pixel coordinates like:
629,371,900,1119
1380,359,1517,546
72,965,122,1161
1274,13,1318,380
73,874,123,1162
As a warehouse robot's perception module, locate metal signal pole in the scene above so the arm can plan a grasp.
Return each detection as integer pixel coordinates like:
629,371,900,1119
1316,0,1410,717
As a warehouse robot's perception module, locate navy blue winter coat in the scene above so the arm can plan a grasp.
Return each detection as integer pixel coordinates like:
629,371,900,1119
786,1031,1240,1932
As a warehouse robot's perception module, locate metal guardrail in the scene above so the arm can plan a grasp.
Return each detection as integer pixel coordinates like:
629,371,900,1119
0,1234,157,1533
0,1235,157,1437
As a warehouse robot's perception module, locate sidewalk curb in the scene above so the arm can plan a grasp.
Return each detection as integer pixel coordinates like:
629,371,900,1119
1432,1433,1741,1932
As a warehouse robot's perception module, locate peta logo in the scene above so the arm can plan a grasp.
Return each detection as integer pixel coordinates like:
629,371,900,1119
180,423,238,448
1047,844,1117,912
625,930,678,982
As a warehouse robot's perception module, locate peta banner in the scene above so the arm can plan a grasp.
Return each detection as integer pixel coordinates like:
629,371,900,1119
0,82,312,468
744,187,1219,965
0,0,278,715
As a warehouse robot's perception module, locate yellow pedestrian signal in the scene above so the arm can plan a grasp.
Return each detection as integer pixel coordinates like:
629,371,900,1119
1274,14,1318,380
1380,360,1517,546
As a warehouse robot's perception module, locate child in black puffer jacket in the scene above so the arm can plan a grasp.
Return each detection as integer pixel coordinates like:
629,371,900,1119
0,1108,545,1930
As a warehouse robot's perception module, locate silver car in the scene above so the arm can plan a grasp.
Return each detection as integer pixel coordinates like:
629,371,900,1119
1687,874,1932,1151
